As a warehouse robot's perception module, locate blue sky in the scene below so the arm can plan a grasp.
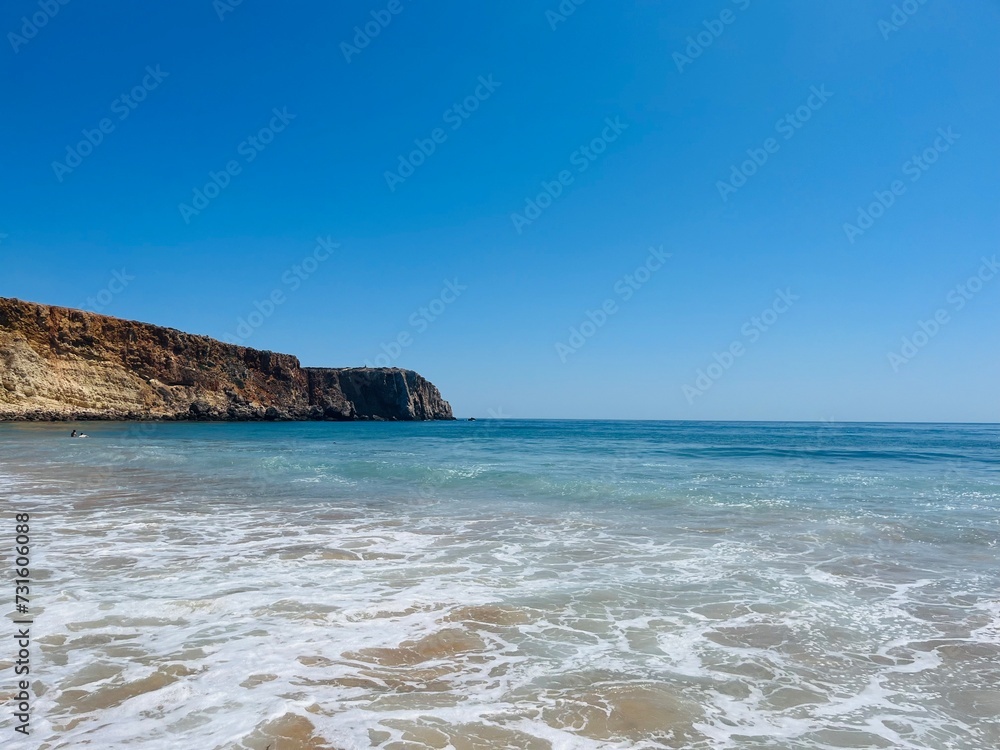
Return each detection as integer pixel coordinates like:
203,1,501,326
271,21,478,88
2,0,998,421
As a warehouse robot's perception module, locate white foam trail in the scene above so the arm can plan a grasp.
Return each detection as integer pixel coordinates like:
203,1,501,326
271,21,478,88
0,424,997,750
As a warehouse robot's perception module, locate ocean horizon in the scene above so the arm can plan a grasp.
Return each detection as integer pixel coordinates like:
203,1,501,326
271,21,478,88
6,0,998,747
2,419,997,749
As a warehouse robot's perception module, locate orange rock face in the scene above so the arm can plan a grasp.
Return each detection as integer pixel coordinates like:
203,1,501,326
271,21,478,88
0,297,453,421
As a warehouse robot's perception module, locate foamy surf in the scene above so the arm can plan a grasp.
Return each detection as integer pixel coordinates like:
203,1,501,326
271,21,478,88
1,421,998,749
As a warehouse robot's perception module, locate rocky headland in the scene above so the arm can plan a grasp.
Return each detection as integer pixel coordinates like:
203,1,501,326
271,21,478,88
0,297,454,422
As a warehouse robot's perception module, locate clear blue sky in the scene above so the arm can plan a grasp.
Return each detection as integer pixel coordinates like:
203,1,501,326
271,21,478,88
2,0,998,421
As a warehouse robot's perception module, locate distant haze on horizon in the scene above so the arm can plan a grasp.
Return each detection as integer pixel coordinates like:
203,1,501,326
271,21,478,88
2,1,998,422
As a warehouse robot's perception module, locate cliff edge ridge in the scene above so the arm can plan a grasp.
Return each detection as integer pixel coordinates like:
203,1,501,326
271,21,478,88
0,297,454,422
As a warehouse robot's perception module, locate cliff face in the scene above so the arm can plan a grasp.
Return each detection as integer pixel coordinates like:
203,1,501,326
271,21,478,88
0,297,454,422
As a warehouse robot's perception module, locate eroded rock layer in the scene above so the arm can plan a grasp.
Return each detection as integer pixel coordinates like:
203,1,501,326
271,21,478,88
0,297,453,421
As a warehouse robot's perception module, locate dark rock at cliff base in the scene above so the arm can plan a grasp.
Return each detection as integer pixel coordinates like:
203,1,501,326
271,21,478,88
0,297,454,422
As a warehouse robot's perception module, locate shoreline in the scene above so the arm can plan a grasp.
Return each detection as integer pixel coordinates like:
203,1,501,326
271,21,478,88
0,411,454,423
0,297,455,423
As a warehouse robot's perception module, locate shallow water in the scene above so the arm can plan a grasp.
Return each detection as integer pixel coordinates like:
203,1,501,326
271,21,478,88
1,420,998,749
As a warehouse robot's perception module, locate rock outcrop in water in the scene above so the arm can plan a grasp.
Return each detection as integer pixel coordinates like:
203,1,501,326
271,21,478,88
0,297,454,422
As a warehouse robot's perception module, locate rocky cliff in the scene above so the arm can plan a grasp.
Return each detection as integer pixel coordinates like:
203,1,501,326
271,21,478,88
0,297,454,422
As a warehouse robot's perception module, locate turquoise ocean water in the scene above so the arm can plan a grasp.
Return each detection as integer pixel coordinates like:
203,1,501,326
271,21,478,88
1,420,998,749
